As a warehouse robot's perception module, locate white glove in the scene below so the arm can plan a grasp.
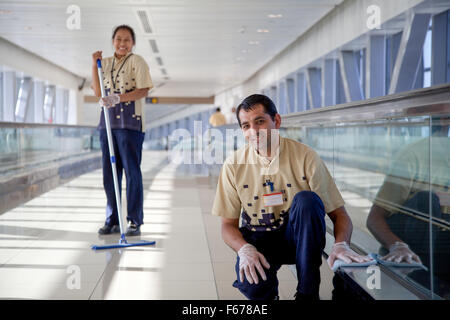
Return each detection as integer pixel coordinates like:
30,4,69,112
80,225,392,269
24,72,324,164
99,94,120,108
238,243,270,285
381,241,422,264
327,241,374,269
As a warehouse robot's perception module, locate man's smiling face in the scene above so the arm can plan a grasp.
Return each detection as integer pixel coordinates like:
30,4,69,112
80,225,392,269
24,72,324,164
238,104,281,155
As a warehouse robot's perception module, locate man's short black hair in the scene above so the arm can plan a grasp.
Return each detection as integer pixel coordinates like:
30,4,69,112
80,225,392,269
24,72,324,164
216,107,221,112
236,94,278,126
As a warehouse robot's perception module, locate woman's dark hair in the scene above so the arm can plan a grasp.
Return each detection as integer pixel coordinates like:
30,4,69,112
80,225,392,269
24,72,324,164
236,94,278,126
112,25,136,44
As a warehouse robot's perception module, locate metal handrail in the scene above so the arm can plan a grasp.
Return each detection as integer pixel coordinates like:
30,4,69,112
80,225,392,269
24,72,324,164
0,122,97,129
282,83,450,127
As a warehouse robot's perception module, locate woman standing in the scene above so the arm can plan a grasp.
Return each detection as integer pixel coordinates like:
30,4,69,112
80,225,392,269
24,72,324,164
91,25,153,236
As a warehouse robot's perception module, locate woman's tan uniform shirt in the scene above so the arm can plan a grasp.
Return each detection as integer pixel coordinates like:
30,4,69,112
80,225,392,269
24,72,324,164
99,52,153,132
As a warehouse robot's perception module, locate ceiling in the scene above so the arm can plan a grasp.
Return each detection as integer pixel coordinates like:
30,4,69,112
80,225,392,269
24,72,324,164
0,0,343,97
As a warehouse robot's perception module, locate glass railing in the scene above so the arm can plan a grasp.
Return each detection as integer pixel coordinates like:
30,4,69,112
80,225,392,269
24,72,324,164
280,84,450,300
0,122,100,179
282,115,449,299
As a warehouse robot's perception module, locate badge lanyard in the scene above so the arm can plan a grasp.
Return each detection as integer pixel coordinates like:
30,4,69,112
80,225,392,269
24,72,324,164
111,53,133,89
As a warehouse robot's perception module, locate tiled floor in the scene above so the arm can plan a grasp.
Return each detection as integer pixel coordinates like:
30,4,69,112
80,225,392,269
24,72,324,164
0,150,335,300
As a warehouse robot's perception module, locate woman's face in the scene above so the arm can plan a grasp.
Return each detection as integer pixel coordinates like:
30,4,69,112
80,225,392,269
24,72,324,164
113,28,134,57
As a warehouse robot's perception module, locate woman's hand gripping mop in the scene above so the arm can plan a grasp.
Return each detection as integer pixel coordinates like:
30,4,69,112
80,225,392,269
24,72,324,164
91,59,155,250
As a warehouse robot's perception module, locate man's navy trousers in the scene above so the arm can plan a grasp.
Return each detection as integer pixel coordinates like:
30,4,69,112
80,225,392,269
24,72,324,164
233,191,327,300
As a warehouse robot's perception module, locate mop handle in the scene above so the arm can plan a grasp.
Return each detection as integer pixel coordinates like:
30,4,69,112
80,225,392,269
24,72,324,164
97,59,126,238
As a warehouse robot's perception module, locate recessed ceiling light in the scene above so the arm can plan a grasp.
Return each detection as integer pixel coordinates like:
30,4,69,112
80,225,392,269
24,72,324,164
149,39,159,54
257,29,269,33
268,14,283,18
249,40,259,45
155,57,164,66
241,49,248,54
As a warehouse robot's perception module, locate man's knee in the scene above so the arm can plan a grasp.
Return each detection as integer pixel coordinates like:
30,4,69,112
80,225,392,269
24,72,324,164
293,191,322,204
291,191,325,218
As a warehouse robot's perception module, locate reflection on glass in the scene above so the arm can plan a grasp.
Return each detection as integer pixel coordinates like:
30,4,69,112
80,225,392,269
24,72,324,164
367,116,450,299
282,115,449,299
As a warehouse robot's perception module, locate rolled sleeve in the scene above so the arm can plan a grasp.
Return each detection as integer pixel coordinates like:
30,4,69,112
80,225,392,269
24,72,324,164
133,55,153,90
212,161,242,219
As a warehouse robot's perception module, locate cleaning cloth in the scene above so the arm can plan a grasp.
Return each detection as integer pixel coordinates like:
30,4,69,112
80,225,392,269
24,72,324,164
331,253,428,272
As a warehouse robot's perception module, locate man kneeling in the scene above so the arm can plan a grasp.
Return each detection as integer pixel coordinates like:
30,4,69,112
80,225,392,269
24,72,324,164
212,94,371,300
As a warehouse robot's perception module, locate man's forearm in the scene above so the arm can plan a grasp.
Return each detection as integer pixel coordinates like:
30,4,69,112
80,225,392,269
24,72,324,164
334,215,352,243
221,222,248,253
329,207,353,243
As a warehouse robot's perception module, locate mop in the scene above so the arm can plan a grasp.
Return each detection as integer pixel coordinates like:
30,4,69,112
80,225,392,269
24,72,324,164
91,59,155,250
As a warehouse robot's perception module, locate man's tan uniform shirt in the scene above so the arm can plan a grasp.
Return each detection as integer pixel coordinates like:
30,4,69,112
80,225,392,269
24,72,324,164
212,136,345,231
209,112,227,127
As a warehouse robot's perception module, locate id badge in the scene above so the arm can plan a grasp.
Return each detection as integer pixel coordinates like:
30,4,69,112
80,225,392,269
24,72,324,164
263,192,284,207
